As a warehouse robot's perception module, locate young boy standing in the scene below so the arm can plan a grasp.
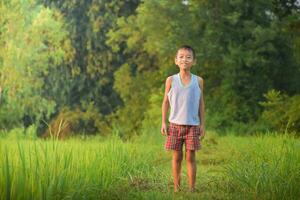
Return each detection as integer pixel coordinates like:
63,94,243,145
161,45,205,192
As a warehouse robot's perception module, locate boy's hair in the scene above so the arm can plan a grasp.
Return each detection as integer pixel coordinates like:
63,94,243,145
176,45,196,59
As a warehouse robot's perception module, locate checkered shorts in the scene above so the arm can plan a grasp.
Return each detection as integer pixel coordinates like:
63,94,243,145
165,123,201,151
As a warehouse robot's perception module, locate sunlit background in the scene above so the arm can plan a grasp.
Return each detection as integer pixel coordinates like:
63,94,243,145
0,1,299,199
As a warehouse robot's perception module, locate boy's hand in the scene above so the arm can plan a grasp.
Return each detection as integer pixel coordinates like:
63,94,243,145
161,123,168,135
199,125,205,140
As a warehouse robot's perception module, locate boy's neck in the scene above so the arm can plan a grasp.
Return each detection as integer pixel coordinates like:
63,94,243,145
179,70,191,78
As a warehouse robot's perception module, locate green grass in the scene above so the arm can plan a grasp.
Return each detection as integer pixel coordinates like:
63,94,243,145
225,134,300,200
0,132,299,200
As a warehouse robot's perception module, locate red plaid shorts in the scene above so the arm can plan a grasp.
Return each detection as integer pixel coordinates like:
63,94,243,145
165,123,201,151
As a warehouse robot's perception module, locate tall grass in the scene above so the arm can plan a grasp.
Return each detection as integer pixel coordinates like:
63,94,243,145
0,131,299,199
0,136,167,200
225,133,300,200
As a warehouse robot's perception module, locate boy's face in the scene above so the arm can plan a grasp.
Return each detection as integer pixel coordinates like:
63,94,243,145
175,48,195,70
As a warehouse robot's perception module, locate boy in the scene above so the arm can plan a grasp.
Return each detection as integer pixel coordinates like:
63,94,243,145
161,45,205,192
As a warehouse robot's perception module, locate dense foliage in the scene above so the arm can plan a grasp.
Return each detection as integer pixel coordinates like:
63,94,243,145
0,0,299,136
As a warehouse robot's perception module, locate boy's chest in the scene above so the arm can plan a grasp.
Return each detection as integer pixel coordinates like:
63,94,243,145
180,78,191,86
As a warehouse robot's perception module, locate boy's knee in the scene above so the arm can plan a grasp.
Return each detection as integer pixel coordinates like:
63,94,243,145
186,151,196,163
174,157,183,163
173,151,183,163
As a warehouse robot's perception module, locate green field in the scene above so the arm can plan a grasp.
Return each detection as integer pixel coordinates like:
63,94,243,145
0,132,299,200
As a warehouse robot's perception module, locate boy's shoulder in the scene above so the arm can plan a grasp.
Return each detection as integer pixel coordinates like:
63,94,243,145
165,75,173,86
166,73,177,81
166,74,204,82
194,74,204,88
194,74,203,82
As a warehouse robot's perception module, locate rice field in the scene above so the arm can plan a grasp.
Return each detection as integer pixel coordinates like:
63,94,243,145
0,131,299,200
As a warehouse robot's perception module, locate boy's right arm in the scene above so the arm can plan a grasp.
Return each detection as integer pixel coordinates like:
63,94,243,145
161,76,172,135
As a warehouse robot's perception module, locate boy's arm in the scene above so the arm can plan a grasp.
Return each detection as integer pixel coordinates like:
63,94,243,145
161,76,172,135
198,76,205,138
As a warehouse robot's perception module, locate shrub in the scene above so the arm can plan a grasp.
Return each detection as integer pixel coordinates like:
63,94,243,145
41,105,111,139
260,90,300,134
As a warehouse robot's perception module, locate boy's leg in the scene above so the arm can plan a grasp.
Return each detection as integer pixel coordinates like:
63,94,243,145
186,150,196,191
172,150,183,192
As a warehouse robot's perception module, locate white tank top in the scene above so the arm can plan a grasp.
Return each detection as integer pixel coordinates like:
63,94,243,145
168,73,201,125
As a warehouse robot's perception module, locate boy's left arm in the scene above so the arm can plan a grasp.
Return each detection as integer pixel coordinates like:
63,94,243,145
198,76,205,139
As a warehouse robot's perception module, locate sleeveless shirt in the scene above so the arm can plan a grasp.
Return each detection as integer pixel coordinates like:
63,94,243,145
168,73,201,125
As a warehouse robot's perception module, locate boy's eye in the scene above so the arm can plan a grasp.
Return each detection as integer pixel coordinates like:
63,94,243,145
178,55,192,59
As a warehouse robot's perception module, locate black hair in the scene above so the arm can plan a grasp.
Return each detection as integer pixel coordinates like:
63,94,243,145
176,45,196,59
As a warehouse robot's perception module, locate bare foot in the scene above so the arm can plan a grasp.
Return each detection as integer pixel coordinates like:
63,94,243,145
174,186,181,193
189,187,196,193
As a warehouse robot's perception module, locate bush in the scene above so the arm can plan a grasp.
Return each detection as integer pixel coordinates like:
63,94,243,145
41,105,111,139
260,90,300,134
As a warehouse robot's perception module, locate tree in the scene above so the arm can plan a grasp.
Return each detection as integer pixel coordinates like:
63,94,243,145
36,0,140,135
0,0,73,130
108,0,300,135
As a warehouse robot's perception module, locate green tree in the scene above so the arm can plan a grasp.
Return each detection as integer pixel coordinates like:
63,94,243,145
40,0,139,112
37,0,140,135
108,0,300,135
260,90,300,133
0,0,73,130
